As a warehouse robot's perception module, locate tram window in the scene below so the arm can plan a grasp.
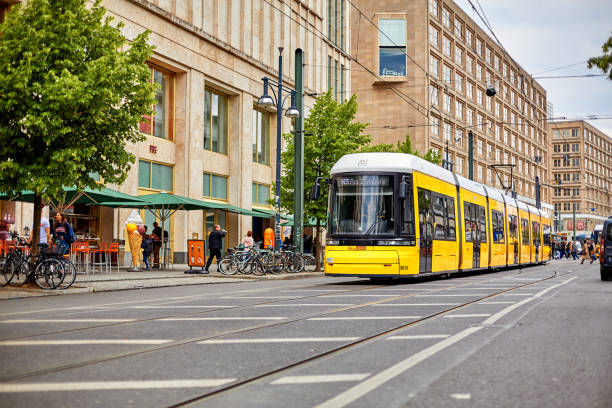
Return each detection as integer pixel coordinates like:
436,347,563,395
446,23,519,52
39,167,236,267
433,195,446,239
418,189,433,240
509,215,518,239
532,222,540,245
464,202,473,242
478,207,487,242
521,218,530,244
492,210,505,243
543,224,551,246
401,176,415,236
446,197,456,239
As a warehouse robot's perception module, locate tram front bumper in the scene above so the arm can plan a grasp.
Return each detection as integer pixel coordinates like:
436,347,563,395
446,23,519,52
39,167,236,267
324,248,399,277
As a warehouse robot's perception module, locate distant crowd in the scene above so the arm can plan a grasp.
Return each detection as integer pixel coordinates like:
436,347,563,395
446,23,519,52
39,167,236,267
552,239,597,264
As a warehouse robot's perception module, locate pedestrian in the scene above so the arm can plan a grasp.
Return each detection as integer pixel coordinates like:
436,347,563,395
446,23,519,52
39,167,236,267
52,212,73,256
571,241,578,260
580,240,589,264
141,226,153,270
204,224,226,273
151,222,163,268
241,230,254,249
27,212,51,251
588,240,596,263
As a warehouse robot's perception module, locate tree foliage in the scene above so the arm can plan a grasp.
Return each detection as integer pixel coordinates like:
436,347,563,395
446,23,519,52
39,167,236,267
279,90,369,224
587,33,612,80
359,134,442,165
0,0,156,253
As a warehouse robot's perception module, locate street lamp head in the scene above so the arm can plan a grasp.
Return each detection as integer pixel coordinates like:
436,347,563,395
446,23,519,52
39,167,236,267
486,84,497,97
257,94,275,108
256,78,275,108
285,92,300,119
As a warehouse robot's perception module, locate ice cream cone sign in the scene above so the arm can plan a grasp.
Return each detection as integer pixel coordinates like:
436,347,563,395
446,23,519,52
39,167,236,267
125,210,144,269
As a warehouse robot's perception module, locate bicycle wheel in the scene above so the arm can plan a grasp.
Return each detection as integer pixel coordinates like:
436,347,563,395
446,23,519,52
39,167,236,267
265,253,285,274
34,259,63,290
218,256,238,275
56,258,77,290
303,254,316,271
1,257,16,286
8,258,29,286
287,253,305,273
250,259,266,276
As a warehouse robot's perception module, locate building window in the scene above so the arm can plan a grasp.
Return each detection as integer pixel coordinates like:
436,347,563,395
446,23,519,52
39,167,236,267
455,73,463,93
455,101,463,119
476,64,482,80
476,89,483,105
252,109,270,165
444,122,452,140
431,116,440,138
454,19,462,37
466,54,473,74
334,60,338,100
429,0,438,18
475,38,482,56
430,85,439,108
204,88,228,154
442,8,451,27
203,173,228,200
455,47,463,65
379,19,406,76
138,160,173,192
443,36,451,56
328,0,345,50
456,156,463,174
139,66,175,140
430,54,439,77
571,128,579,137
466,82,473,100
443,93,451,112
252,183,271,206
340,63,345,101
429,25,439,47
443,65,451,84
328,56,332,92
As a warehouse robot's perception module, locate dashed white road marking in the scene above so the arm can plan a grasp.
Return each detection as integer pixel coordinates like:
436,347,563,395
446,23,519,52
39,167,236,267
271,374,370,384
0,379,236,393
131,306,234,309
198,337,359,344
281,290,345,292
322,295,404,297
444,314,491,318
451,393,471,400
158,317,286,321
482,298,533,325
308,316,421,321
534,277,577,298
387,335,450,340
219,296,296,299
501,293,534,296
0,319,134,324
0,340,172,346
477,301,516,305
254,304,355,307
416,294,491,297
315,327,482,408
372,303,460,306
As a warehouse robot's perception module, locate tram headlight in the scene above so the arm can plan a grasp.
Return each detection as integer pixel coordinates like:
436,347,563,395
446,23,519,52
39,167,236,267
326,239,340,246
378,240,412,246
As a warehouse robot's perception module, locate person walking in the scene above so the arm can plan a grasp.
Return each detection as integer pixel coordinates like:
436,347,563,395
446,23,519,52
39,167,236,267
241,230,254,249
571,240,579,260
141,226,153,270
28,213,51,251
204,224,226,273
579,240,589,264
52,212,73,256
588,240,596,263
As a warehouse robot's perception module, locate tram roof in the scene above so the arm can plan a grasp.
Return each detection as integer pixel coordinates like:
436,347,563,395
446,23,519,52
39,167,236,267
330,153,457,185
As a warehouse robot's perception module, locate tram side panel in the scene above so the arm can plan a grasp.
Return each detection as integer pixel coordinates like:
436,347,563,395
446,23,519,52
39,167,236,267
413,172,460,275
460,189,489,270
489,198,507,268
507,206,519,266
518,209,531,264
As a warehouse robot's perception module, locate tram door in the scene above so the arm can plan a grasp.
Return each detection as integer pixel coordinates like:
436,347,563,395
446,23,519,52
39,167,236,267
465,203,481,268
418,189,433,274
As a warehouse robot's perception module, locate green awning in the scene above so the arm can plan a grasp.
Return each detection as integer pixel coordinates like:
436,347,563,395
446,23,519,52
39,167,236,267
281,216,325,227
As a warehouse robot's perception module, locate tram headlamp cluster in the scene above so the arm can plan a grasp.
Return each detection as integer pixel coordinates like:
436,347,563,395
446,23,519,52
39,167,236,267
326,240,340,246
378,240,406,246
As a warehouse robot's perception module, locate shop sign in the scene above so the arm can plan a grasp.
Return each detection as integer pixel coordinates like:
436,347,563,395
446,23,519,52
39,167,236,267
149,144,157,154
576,221,585,231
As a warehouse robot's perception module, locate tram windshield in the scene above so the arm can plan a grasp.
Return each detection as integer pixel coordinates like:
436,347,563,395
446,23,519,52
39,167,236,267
329,175,394,236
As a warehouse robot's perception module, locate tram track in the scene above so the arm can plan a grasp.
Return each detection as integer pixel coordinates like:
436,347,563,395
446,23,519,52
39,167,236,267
0,266,567,389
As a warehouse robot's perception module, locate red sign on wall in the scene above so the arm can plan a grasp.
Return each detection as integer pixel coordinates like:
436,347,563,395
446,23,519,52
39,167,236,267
149,144,157,154
576,221,585,231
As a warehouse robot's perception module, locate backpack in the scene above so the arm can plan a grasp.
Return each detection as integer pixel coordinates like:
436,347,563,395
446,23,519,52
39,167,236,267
64,222,76,244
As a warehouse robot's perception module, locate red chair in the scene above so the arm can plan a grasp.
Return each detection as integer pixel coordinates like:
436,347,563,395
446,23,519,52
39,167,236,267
108,242,120,273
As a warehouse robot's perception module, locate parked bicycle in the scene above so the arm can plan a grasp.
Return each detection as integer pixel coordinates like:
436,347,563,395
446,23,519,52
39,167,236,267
1,240,76,290
219,245,284,276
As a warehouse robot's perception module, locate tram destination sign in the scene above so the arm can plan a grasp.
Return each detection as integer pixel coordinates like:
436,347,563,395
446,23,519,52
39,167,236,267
338,175,391,186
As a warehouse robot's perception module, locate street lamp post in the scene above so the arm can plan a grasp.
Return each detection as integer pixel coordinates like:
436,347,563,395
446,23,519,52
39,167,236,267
257,47,299,252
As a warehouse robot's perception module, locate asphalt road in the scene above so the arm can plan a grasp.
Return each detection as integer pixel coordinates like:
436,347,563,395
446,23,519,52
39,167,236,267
0,260,610,408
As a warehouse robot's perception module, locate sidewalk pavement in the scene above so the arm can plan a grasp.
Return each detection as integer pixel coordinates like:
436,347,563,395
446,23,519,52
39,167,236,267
0,264,324,300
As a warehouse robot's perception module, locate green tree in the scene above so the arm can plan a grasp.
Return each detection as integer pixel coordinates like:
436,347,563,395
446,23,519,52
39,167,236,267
279,91,369,264
359,134,442,165
587,33,612,80
0,0,156,256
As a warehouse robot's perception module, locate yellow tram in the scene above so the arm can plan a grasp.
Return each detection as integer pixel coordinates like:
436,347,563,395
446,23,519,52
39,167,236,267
319,153,552,278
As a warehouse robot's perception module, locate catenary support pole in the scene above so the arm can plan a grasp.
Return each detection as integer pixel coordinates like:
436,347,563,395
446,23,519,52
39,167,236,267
275,47,283,252
468,130,474,181
294,48,304,253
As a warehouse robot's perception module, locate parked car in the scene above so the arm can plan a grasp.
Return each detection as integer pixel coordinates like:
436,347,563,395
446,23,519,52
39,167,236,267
599,218,612,281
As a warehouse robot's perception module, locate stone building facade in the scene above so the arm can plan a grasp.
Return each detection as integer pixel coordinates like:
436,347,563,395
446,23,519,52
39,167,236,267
350,0,550,203
0,0,350,262
549,120,612,236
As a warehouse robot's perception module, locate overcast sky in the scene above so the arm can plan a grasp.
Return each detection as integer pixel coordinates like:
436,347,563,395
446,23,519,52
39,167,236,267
456,0,612,137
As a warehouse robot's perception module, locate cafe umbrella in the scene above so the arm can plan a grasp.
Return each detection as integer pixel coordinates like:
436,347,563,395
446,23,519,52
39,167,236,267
95,192,230,269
